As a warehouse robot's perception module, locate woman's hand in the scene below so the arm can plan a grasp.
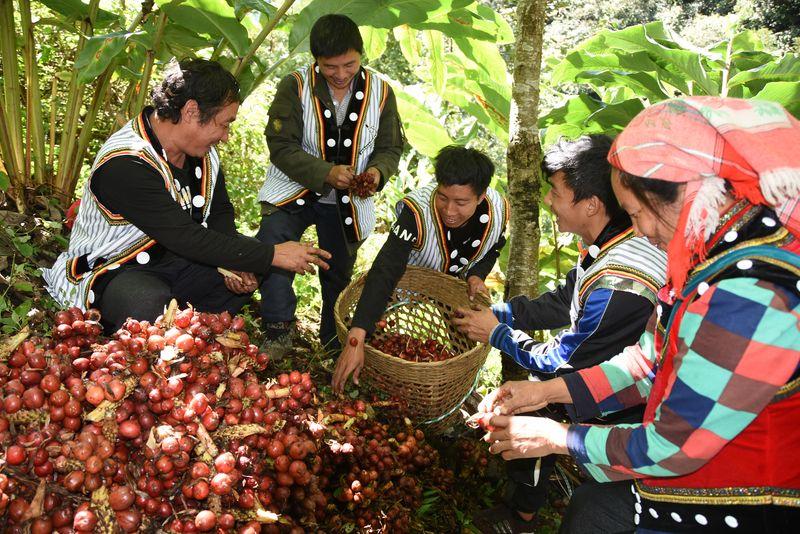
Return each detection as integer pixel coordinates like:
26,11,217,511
272,241,331,274
332,328,367,393
484,415,569,460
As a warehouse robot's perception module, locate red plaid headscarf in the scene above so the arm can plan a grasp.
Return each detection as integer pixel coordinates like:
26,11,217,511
608,97,800,291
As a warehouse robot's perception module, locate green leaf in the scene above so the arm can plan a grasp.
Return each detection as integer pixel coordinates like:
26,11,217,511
158,0,251,57
578,22,717,96
234,0,276,20
443,53,510,140
425,30,446,95
538,94,604,146
0,170,9,191
395,88,453,158
13,281,34,293
584,98,645,132
452,37,509,82
361,26,388,62
394,25,421,66
727,54,800,89
74,31,142,84
553,50,669,100
752,81,800,118
38,0,119,28
13,240,34,258
412,7,500,42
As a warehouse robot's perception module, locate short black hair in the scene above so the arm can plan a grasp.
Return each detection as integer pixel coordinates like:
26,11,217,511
310,14,363,58
542,135,622,217
434,145,494,195
618,171,682,215
151,59,240,124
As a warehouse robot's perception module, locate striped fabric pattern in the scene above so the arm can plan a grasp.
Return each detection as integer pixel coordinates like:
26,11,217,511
258,66,388,241
42,114,220,309
567,276,800,483
399,183,509,276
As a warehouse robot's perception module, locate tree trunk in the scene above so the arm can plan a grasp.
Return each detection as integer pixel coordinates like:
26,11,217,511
503,0,546,382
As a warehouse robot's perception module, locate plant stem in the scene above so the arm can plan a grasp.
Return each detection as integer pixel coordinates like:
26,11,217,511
133,10,167,114
233,0,296,78
19,0,46,185
720,33,734,97
0,0,25,205
47,76,58,170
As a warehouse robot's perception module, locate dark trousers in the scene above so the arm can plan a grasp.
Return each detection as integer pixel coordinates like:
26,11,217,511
559,479,635,534
256,202,361,349
96,252,251,333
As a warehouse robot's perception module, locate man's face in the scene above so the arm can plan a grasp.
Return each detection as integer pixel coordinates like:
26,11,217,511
317,49,362,91
180,101,239,157
435,184,485,229
543,170,591,236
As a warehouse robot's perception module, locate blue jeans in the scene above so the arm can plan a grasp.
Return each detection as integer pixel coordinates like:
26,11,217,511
256,202,361,349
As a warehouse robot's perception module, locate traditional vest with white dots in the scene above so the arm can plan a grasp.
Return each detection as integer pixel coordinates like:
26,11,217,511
397,183,509,277
257,65,389,243
42,111,220,310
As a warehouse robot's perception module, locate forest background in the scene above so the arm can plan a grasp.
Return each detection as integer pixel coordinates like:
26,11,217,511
1,0,799,374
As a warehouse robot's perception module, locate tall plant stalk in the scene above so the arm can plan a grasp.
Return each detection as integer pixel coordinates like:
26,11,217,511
0,0,25,210
132,10,167,114
19,0,46,186
233,0,296,78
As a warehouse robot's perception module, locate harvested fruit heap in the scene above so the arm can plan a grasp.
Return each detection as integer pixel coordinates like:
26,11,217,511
0,304,458,533
368,322,456,363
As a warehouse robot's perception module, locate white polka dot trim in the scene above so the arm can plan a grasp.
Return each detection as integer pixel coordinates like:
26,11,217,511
450,250,458,259
671,512,682,522
349,112,358,122
195,167,202,179
361,71,366,79
355,90,364,100
449,265,458,272
201,221,208,228
345,217,353,225
648,508,659,519
695,514,708,526
174,179,181,190
634,513,640,525
459,257,468,265
697,282,710,295
630,485,636,494
724,230,738,243
296,198,305,206
471,239,481,248
479,214,490,223
88,290,95,304
588,244,600,258
107,263,120,270
314,65,319,73
136,251,150,265
344,138,352,147
762,216,777,227
341,195,350,204
447,231,451,240
724,515,738,528
192,195,205,208
324,109,332,119
656,304,663,316
737,259,753,270
327,138,336,147
796,280,800,292
635,502,642,514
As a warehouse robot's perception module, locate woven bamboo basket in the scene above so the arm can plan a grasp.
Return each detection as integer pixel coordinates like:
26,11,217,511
335,266,491,433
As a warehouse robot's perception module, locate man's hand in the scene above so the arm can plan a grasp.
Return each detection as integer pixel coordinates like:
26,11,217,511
466,275,488,302
332,328,366,393
326,165,355,189
484,415,569,460
363,167,381,196
222,270,258,294
478,380,553,416
452,305,499,343
272,241,331,274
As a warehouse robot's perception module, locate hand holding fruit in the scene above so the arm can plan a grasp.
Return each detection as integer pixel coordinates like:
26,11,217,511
478,380,555,416
326,165,355,189
451,305,498,343
222,270,258,294
483,415,569,460
332,328,366,393
272,241,331,274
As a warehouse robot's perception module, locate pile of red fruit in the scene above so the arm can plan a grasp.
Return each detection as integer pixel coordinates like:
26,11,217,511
0,303,457,532
349,172,374,198
369,326,457,363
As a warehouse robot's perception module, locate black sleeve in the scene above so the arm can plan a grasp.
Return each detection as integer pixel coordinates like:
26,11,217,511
90,156,274,274
508,269,577,331
204,169,237,236
466,234,506,280
350,207,418,335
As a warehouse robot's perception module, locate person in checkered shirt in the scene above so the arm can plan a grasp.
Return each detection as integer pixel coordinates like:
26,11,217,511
477,97,800,533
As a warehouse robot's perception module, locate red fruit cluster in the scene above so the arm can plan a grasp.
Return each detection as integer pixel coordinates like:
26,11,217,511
370,333,456,362
350,172,374,198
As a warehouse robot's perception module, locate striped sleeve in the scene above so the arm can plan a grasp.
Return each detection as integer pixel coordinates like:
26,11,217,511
566,278,800,482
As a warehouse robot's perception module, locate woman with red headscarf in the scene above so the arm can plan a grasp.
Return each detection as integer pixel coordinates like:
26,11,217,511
477,97,800,533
